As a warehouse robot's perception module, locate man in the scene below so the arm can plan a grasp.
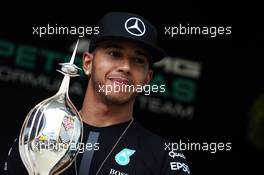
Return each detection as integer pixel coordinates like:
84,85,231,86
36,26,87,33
4,12,190,175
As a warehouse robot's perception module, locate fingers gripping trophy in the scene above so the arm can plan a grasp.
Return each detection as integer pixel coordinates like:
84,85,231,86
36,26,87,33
19,40,83,175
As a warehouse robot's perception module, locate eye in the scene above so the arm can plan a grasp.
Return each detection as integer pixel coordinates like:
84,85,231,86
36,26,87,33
108,50,122,58
135,57,147,65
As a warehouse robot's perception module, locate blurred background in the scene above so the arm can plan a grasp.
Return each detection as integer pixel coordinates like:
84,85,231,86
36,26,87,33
0,0,263,174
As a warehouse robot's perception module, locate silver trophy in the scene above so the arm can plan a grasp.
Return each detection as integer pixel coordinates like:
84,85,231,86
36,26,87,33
19,40,83,175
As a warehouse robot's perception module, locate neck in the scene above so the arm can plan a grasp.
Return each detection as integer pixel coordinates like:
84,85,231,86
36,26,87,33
80,82,134,127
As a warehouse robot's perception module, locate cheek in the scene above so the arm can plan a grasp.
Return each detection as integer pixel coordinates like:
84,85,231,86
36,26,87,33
133,70,148,85
93,57,112,80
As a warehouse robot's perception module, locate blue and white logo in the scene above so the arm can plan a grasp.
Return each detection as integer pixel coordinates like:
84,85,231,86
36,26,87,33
115,148,136,166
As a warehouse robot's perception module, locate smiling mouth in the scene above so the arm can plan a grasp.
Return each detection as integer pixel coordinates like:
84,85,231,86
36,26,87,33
108,77,132,85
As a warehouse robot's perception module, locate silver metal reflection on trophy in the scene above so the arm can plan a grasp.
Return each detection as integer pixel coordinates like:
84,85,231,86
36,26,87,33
19,40,83,175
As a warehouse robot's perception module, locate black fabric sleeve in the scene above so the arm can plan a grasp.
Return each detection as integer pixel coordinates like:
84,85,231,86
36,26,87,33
4,138,77,175
4,138,28,175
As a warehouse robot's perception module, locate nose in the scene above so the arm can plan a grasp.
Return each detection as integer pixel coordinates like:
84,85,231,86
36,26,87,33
117,57,131,74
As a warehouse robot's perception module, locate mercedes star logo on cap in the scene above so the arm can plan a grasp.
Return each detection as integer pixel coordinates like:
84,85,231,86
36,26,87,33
125,17,146,36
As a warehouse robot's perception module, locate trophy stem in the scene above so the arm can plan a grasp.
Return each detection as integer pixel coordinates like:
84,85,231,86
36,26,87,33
56,39,80,96
57,75,70,95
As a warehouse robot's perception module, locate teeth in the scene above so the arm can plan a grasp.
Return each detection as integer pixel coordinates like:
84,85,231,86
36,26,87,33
108,77,131,85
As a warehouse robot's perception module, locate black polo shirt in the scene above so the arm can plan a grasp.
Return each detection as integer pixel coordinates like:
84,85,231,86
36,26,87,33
4,120,190,175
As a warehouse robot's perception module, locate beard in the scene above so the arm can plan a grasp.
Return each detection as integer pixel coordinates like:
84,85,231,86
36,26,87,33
91,67,137,105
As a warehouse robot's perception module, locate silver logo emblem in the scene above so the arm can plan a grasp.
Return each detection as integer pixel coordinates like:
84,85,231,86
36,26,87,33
125,17,146,36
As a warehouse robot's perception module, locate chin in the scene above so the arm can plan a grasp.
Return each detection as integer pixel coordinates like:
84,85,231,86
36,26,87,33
103,92,137,105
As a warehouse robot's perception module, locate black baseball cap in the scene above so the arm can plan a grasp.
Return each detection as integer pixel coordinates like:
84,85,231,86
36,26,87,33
89,12,166,63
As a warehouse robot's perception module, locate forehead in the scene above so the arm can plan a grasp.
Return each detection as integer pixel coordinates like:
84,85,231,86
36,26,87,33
95,40,151,56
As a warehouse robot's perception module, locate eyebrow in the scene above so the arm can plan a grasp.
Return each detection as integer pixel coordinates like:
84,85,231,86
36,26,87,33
135,50,149,59
100,43,124,50
99,42,150,60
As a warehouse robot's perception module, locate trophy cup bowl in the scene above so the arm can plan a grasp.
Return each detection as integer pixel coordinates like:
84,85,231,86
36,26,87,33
19,40,83,175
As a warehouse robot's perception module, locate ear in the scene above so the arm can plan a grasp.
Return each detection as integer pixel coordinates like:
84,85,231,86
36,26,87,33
82,52,93,76
143,70,153,85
